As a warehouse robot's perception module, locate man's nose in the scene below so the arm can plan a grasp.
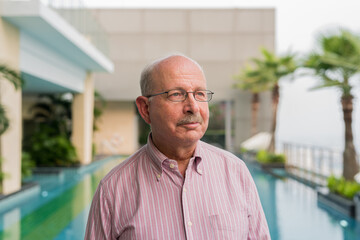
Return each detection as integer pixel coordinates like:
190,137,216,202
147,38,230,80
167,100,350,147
183,93,200,114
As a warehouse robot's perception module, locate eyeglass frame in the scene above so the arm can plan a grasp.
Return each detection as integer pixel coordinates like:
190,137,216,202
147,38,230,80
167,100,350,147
146,89,214,102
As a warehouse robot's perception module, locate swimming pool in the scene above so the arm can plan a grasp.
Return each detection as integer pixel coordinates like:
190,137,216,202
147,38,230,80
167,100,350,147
0,156,122,240
0,156,359,239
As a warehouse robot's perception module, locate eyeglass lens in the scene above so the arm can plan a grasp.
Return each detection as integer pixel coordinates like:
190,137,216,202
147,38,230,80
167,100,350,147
167,90,212,102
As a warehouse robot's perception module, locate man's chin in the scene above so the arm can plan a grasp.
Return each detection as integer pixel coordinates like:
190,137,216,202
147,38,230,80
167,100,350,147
177,131,205,144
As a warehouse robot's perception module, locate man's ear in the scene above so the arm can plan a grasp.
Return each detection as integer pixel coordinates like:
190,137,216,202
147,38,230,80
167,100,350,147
136,96,151,124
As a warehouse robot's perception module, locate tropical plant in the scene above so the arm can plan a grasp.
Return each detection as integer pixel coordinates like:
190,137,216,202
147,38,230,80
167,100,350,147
234,63,273,136
234,48,298,153
0,64,24,135
23,93,78,167
256,149,286,164
93,90,106,132
21,151,35,179
26,124,78,167
29,93,73,137
304,29,360,180
0,64,24,191
93,90,107,157
327,175,360,199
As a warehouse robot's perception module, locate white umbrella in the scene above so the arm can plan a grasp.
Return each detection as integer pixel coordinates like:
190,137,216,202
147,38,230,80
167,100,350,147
241,132,271,151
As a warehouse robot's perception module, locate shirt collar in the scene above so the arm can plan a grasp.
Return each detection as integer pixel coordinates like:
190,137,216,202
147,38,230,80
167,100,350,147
192,141,203,175
146,134,168,175
146,133,204,178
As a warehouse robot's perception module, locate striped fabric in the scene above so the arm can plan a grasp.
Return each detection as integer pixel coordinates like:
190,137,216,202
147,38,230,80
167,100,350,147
85,137,270,240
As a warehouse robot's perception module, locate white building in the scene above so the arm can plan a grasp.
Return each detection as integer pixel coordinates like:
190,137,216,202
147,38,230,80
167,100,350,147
0,0,113,194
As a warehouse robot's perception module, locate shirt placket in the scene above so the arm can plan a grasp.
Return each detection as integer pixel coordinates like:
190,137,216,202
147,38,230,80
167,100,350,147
181,160,195,240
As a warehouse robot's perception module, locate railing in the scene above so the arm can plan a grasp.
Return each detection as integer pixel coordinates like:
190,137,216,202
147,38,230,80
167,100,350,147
42,0,109,58
282,142,360,186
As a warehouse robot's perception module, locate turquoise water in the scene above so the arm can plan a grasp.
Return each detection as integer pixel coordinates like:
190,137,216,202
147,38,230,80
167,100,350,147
248,164,360,240
0,156,122,240
0,156,359,239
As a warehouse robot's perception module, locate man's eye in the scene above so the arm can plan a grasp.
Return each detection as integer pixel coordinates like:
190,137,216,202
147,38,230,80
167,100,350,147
169,91,183,97
196,91,206,98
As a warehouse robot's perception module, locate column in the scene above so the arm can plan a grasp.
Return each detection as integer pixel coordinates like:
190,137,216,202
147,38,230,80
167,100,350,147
72,73,94,165
225,100,233,152
0,19,22,194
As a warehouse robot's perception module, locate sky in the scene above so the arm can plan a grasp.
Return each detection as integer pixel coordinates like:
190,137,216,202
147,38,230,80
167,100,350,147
81,0,360,151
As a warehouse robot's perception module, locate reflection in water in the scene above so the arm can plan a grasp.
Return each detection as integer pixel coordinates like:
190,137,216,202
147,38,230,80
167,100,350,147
248,162,360,240
0,157,122,240
2,208,20,240
247,164,280,239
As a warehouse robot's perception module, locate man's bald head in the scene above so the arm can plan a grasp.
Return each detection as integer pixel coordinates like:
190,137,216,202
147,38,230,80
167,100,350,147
140,54,205,96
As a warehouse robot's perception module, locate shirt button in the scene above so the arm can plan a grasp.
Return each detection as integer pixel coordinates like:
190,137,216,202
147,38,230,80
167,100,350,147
170,163,175,169
156,174,161,179
183,187,187,192
198,169,203,174
187,221,193,226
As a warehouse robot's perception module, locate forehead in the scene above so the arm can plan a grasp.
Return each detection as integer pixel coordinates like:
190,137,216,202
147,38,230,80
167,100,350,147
152,57,207,90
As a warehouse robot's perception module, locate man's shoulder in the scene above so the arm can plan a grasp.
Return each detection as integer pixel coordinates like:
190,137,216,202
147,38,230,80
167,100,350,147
199,141,252,181
101,145,147,184
199,141,245,166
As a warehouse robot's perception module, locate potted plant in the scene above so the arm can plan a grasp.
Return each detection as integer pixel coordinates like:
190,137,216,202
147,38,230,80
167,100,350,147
256,150,285,168
317,175,360,217
255,150,286,169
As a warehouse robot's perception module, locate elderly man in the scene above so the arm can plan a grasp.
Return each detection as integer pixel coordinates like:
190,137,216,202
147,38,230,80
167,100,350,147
85,55,270,239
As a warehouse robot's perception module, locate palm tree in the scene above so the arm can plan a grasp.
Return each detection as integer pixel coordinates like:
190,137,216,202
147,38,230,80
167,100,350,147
235,48,298,153
0,65,24,135
24,93,78,167
30,93,73,138
234,65,272,136
304,29,360,180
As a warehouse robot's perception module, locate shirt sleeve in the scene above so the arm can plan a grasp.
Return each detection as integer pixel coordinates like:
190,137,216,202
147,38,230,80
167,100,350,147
244,167,271,240
84,181,113,240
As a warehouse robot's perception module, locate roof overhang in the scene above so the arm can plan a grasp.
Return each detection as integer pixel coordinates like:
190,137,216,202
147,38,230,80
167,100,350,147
0,0,114,73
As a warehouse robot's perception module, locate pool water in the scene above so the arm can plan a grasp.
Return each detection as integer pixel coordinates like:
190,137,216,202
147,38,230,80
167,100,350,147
0,156,122,240
0,156,359,239
248,164,360,240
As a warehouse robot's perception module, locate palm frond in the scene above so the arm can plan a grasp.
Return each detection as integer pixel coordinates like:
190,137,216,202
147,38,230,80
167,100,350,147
0,105,10,135
304,29,360,95
309,79,342,90
95,90,106,107
234,48,298,94
0,64,24,89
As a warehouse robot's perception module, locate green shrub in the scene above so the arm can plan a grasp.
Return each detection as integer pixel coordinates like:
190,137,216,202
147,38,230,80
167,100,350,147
327,175,360,199
21,152,35,179
256,150,286,164
27,124,78,167
327,175,338,192
0,157,7,182
343,181,360,199
240,147,248,154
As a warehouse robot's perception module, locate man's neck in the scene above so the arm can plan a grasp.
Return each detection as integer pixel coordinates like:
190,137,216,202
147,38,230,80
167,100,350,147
151,135,198,176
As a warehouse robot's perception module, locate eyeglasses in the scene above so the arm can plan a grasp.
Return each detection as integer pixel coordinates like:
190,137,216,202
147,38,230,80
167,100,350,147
146,89,214,102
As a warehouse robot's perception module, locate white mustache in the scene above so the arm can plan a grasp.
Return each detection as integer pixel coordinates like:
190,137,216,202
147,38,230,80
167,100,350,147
177,114,203,126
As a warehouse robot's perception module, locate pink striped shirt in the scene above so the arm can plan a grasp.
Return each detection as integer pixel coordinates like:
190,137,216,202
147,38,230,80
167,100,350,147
85,137,270,240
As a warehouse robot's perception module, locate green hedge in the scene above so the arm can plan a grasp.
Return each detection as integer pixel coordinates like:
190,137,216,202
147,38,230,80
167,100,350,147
256,150,286,164
327,175,360,199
